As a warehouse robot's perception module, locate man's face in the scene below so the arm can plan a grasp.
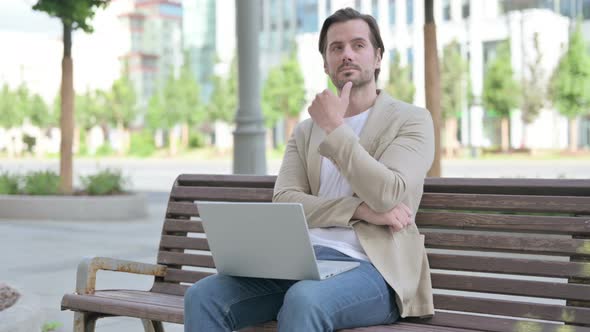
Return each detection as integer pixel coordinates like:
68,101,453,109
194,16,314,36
323,19,382,90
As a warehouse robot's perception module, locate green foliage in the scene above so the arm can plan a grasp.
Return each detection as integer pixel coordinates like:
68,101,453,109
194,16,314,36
262,51,306,128
76,89,107,130
327,76,337,94
129,131,156,157
32,0,110,32
441,40,469,120
385,55,415,103
522,33,546,124
189,132,205,148
95,143,114,156
0,172,20,195
105,71,137,128
549,22,590,119
146,92,165,130
29,94,51,127
207,55,238,123
41,321,62,332
482,41,520,118
80,169,127,195
22,170,60,195
0,84,24,128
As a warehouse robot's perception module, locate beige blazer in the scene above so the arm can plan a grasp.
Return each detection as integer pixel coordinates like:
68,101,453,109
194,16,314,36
273,90,435,318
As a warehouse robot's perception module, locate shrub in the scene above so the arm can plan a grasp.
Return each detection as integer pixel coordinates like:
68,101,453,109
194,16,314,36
95,143,114,156
189,132,205,148
80,169,128,195
0,172,20,195
22,170,60,195
129,131,156,157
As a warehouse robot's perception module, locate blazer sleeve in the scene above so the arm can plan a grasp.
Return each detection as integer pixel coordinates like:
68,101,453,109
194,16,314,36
317,109,434,213
273,123,364,228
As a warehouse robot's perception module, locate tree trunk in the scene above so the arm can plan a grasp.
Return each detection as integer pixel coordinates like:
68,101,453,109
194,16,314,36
424,0,442,177
501,117,509,152
444,117,457,158
117,121,125,156
59,22,74,194
285,115,299,144
569,117,579,153
169,127,178,156
181,123,190,149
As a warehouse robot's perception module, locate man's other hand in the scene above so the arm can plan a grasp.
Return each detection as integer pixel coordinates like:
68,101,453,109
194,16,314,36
353,202,414,232
308,81,352,134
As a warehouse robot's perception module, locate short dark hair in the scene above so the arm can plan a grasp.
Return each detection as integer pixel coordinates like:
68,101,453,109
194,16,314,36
318,7,385,81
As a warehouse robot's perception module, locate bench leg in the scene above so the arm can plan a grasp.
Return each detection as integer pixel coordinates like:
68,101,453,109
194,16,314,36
142,319,165,332
74,312,98,332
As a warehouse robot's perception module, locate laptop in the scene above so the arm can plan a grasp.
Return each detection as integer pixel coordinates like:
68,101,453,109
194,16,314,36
196,201,360,280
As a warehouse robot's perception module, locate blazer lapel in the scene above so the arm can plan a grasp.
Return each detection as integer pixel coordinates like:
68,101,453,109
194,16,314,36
359,90,394,154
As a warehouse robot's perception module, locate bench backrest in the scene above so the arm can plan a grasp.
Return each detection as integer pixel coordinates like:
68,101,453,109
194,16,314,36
154,174,590,328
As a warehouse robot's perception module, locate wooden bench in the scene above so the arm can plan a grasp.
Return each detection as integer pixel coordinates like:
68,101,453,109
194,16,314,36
61,174,590,332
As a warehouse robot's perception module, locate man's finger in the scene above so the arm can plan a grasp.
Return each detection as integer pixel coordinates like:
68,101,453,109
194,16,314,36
339,81,353,102
401,203,412,217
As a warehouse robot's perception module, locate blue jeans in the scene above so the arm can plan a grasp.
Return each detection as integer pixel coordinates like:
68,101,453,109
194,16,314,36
184,246,399,332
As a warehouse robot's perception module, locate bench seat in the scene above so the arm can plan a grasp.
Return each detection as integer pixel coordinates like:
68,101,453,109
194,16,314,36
61,175,590,332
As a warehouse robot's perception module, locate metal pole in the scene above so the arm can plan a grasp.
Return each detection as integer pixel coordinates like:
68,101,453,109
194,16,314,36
233,0,267,175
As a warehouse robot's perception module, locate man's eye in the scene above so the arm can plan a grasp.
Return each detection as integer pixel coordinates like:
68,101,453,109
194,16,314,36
356,44,364,48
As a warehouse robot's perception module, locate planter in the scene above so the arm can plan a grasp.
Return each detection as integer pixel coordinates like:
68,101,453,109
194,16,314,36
0,286,43,332
0,193,148,221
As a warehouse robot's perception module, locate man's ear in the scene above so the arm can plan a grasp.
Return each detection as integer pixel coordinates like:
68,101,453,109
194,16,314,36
375,48,382,68
323,58,328,75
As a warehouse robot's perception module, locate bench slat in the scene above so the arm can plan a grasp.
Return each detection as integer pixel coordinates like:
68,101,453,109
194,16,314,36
417,212,590,235
431,273,590,301
423,178,590,196
176,174,276,188
424,232,590,256
160,235,209,251
170,186,273,202
406,311,590,332
428,254,590,280
151,282,188,296
420,193,590,214
164,268,214,284
163,219,204,233
434,294,590,325
157,251,215,268
166,202,199,217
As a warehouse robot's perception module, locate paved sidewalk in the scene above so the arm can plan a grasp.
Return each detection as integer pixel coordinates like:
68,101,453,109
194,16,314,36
0,192,184,332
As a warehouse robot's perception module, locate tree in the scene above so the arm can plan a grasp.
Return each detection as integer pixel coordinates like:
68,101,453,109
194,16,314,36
385,55,415,103
482,41,520,152
521,33,546,149
0,84,21,129
262,50,306,143
33,0,111,194
176,55,204,149
440,40,468,158
549,22,590,153
105,71,137,155
205,56,238,145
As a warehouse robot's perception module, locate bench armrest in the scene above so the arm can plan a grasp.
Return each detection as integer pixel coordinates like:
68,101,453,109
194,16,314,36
75,257,167,295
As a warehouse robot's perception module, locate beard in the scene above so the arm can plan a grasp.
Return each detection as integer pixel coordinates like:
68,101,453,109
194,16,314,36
330,66,375,90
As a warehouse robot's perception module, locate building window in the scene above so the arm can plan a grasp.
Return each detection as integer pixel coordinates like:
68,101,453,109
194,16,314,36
443,0,451,21
389,49,397,63
462,0,470,19
406,47,414,77
260,0,265,31
326,0,331,15
371,0,380,20
297,0,319,33
389,0,396,26
355,0,362,11
584,0,590,19
406,0,414,24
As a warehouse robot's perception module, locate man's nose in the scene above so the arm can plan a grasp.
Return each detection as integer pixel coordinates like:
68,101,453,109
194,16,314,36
341,45,354,62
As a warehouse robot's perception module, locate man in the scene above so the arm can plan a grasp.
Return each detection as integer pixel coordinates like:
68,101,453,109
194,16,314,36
184,8,434,332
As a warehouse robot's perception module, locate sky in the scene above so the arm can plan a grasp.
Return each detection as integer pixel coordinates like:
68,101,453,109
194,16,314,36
0,0,61,37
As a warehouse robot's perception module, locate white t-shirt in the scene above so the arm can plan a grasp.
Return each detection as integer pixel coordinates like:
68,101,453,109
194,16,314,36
309,109,371,261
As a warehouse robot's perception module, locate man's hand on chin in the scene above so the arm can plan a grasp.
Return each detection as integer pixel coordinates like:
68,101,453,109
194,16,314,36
307,81,352,134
